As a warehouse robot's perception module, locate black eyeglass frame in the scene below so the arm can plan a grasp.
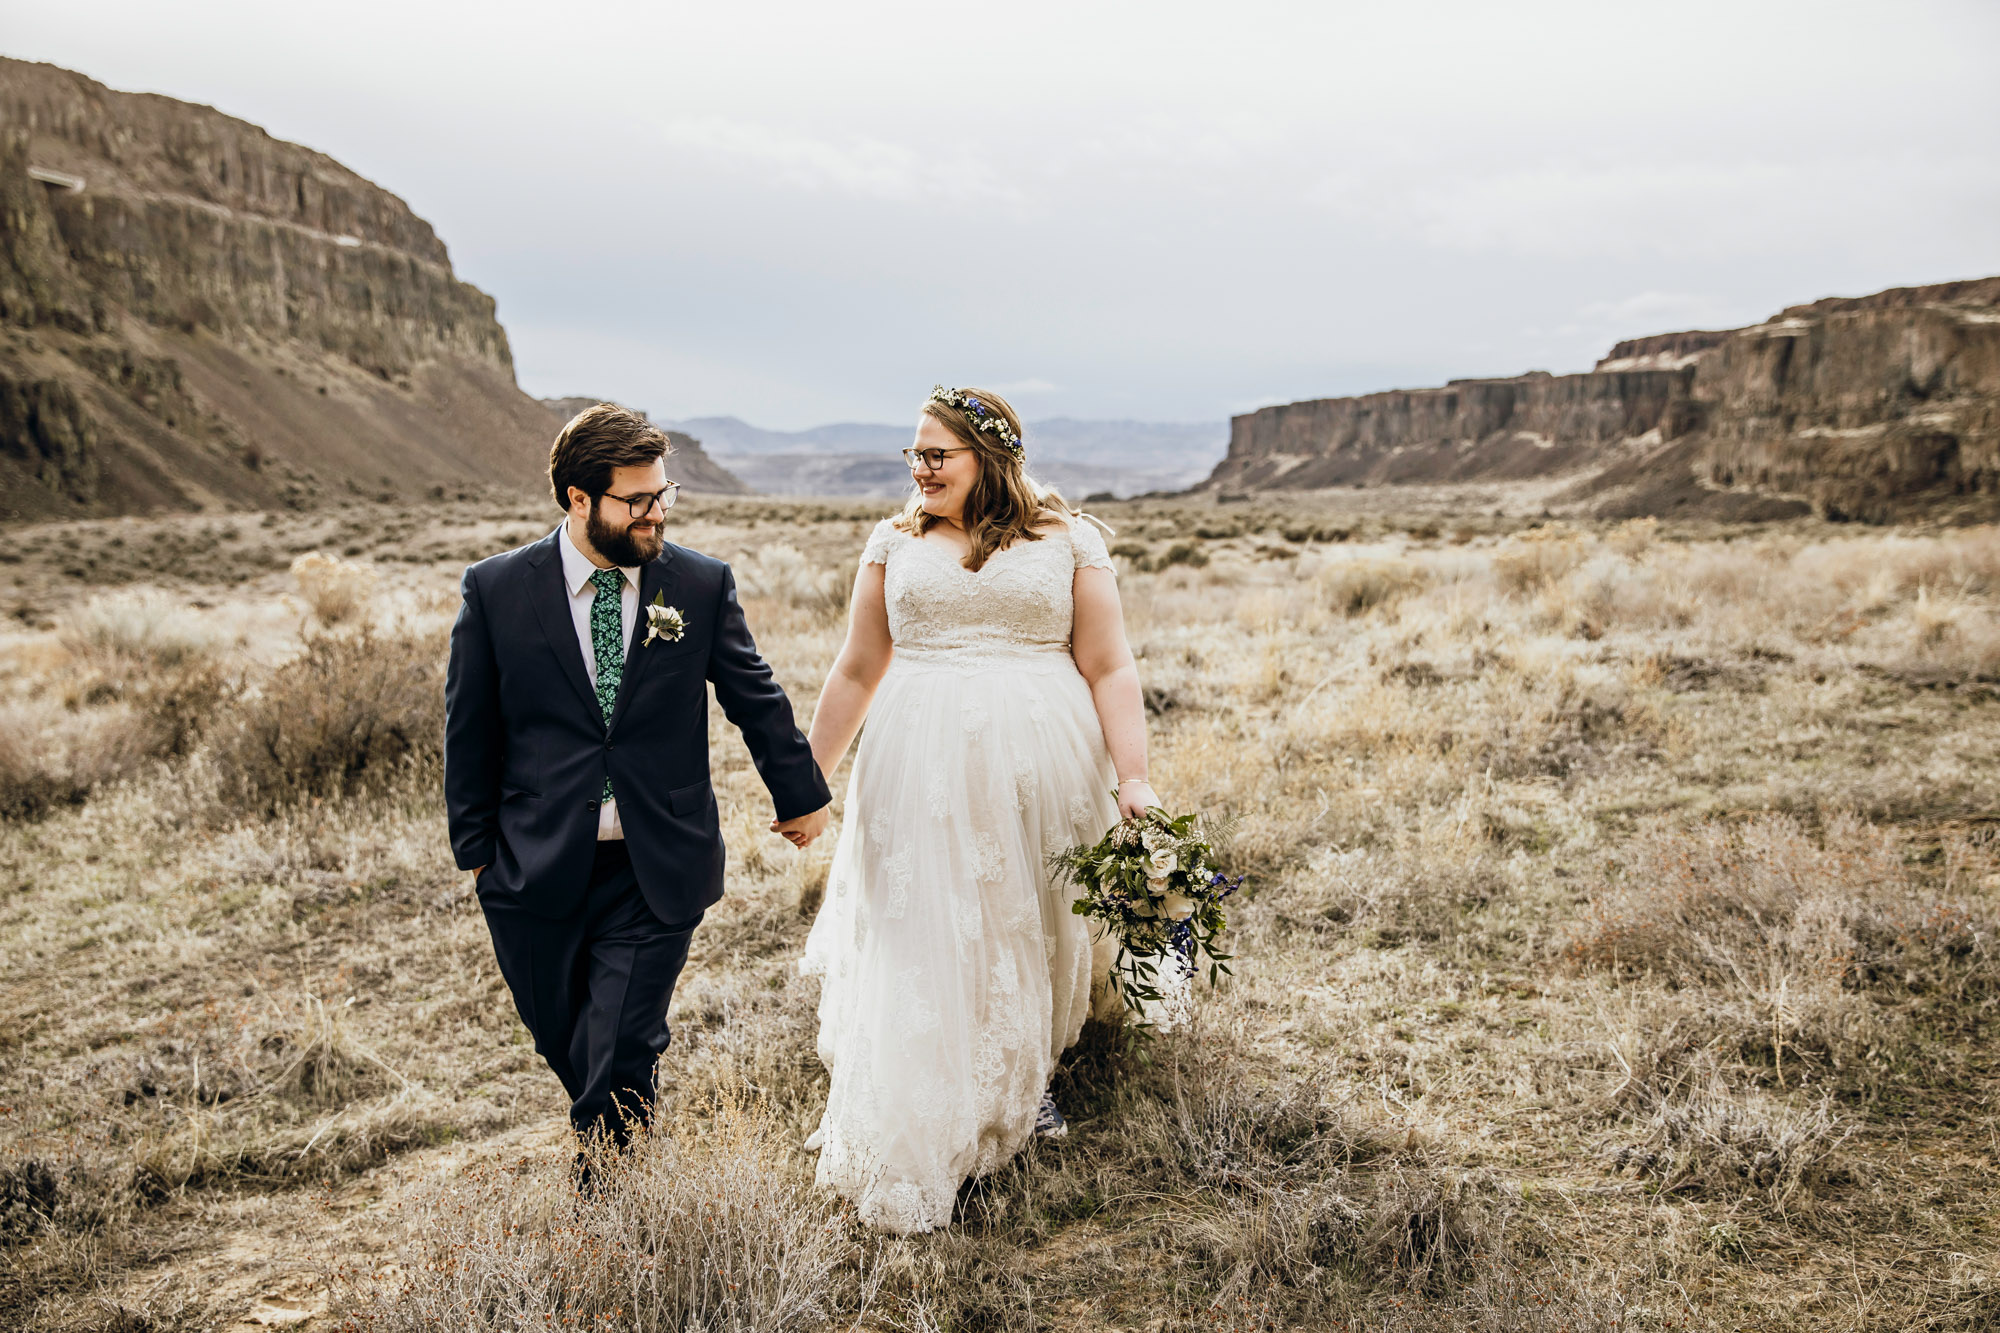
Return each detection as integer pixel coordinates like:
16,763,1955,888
599,482,681,517
902,446,974,472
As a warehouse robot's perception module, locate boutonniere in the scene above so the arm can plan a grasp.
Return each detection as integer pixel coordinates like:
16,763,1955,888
643,592,687,646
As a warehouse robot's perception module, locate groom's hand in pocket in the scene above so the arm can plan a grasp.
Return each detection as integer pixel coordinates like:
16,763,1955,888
771,805,830,849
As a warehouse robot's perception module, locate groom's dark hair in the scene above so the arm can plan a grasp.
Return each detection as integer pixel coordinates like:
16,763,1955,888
548,403,673,509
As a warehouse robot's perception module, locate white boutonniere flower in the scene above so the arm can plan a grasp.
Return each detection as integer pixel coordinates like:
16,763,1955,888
643,591,686,646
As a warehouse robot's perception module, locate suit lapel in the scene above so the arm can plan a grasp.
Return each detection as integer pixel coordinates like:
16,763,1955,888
608,542,682,733
527,533,603,729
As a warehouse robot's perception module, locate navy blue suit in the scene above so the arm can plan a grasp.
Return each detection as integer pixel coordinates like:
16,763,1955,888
445,527,828,1140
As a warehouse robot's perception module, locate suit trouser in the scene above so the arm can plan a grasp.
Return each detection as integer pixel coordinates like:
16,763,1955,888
481,840,703,1144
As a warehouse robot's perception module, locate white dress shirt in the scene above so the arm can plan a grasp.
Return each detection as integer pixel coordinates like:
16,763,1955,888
557,522,639,840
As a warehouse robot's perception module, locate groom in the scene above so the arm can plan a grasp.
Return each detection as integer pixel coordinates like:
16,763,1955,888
445,403,830,1148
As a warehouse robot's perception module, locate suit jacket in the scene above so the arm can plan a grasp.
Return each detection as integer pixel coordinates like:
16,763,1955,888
444,528,830,923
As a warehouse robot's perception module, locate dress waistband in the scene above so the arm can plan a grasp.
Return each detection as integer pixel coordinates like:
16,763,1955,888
888,641,1076,673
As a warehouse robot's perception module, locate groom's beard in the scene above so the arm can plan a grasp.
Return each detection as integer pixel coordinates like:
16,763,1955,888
587,501,664,567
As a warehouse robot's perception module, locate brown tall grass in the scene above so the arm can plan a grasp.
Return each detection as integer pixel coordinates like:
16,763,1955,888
339,1078,852,1333
4,498,2000,1330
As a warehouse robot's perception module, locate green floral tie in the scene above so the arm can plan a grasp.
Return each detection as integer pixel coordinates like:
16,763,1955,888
589,567,625,801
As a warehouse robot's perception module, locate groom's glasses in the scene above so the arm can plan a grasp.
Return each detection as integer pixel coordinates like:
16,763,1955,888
601,482,680,518
902,446,972,472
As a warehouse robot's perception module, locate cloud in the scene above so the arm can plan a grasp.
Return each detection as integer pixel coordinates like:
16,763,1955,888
1577,291,1739,330
987,377,1059,397
656,116,1025,211
1311,155,2000,264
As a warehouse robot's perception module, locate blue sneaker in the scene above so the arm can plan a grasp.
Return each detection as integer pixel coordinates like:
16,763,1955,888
1035,1092,1068,1139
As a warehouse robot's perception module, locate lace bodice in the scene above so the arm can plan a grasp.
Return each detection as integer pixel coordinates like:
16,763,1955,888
861,516,1114,667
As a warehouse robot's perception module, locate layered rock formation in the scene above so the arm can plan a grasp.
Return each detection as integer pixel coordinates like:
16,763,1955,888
539,397,747,495
0,58,558,519
1214,368,1699,492
1658,279,2000,521
1206,277,2000,522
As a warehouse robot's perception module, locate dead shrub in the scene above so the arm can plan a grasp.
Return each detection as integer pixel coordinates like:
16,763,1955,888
1318,556,1429,616
1159,541,1211,569
57,589,218,670
1895,593,2000,680
1493,528,1588,594
1567,815,1895,981
209,629,445,816
1567,815,2000,1082
1603,1054,1850,1212
1362,1165,1497,1291
290,551,380,626
733,543,847,613
0,701,152,820
0,1155,132,1245
124,658,236,760
1604,516,1659,560
339,1079,851,1332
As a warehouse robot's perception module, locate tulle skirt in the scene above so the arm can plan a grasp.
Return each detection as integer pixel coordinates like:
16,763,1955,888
799,644,1118,1233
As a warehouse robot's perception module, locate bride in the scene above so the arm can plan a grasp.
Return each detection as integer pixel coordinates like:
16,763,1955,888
796,385,1159,1234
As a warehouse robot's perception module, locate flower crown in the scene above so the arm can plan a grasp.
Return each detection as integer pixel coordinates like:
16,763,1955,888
928,385,1024,459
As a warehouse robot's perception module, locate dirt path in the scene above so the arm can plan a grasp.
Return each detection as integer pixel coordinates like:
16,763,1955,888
93,1118,571,1331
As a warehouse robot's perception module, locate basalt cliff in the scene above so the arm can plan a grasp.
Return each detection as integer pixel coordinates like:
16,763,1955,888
0,59,734,520
1206,276,2000,522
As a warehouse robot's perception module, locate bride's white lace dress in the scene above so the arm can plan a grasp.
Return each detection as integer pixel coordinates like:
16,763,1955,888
800,514,1119,1233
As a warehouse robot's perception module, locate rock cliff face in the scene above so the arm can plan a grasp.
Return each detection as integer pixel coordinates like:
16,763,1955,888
539,397,748,495
1666,281,2000,521
1206,277,2000,522
0,58,558,519
1216,368,1699,492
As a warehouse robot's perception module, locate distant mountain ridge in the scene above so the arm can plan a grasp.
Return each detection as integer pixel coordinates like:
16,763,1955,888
0,58,559,519
540,397,747,494
672,414,1225,499
1205,275,2000,522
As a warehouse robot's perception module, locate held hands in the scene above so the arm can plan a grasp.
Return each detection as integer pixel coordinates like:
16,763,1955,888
772,804,831,849
1116,779,1161,820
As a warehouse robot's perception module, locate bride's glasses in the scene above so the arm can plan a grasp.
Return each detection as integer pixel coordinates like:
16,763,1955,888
601,482,680,517
902,446,972,472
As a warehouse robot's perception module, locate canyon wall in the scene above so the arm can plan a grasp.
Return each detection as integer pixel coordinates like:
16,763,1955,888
1206,277,2000,522
1215,367,1698,492
0,59,730,519
1669,283,2000,521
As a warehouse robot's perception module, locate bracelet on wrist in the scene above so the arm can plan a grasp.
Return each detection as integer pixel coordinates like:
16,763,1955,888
1117,778,1151,787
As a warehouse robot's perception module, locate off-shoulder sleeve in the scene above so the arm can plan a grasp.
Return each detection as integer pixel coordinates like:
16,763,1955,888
860,517,901,566
1069,516,1116,573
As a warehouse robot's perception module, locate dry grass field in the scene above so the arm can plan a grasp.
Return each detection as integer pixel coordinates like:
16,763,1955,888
3,488,1999,1331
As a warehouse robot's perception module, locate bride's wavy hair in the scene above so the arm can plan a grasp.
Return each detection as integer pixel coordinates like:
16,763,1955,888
896,386,1077,572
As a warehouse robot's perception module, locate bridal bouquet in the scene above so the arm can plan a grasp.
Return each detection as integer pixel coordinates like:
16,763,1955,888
1054,805,1243,1014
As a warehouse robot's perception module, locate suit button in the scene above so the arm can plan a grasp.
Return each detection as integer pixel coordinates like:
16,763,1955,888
606,742,615,750
586,800,600,811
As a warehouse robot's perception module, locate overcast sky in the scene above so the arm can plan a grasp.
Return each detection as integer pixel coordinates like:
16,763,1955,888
5,2,1996,428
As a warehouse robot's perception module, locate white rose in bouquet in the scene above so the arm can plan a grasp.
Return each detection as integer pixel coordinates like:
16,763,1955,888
1163,892,1197,920
1148,847,1178,877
